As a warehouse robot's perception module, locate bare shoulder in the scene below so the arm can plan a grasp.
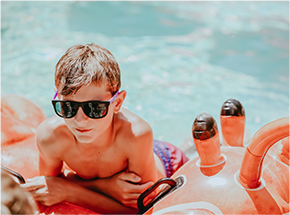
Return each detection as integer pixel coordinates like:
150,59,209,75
36,116,74,156
117,107,152,136
115,108,153,149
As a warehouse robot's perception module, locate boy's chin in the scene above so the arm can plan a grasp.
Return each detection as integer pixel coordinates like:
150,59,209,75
74,134,96,144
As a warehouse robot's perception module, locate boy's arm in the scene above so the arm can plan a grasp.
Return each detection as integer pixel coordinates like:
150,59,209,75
127,124,159,184
125,123,160,207
21,121,70,205
23,154,139,213
64,170,154,208
22,175,138,214
65,183,139,214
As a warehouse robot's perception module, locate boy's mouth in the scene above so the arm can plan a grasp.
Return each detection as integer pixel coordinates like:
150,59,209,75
75,128,93,133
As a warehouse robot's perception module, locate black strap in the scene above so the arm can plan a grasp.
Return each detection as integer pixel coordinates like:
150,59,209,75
1,166,26,184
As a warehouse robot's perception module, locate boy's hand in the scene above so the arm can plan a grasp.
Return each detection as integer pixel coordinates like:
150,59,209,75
20,176,68,206
105,172,155,209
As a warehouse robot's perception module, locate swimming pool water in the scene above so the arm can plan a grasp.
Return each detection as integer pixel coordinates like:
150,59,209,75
1,1,289,147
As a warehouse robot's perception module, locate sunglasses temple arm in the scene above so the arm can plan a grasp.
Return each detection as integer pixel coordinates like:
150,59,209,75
53,91,58,100
109,91,119,103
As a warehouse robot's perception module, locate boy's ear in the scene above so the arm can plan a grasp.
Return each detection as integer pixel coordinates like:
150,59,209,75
113,90,127,113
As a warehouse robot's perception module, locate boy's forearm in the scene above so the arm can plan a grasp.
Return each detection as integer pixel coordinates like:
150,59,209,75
62,172,111,195
65,180,137,214
61,172,148,210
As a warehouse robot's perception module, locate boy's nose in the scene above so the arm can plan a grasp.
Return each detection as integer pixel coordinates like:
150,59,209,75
74,107,89,122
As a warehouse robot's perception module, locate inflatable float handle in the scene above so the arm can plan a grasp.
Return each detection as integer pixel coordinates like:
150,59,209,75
1,165,26,184
239,117,290,189
137,177,176,214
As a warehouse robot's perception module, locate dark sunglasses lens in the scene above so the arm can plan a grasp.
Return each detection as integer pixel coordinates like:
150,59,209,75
54,101,78,118
83,102,108,119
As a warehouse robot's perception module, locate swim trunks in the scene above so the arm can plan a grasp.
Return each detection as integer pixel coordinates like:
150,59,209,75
153,140,189,178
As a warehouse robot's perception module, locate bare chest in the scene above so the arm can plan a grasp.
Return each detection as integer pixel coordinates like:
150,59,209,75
62,146,128,179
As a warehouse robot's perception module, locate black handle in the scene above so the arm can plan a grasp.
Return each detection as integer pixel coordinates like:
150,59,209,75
137,177,176,214
1,166,26,184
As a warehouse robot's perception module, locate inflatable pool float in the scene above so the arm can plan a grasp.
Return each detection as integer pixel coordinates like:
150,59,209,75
2,95,289,214
137,100,289,215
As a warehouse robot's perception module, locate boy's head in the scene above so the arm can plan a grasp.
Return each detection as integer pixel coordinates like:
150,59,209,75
53,44,126,144
55,43,121,96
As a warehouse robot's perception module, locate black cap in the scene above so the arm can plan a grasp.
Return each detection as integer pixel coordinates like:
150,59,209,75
192,113,218,140
221,98,245,117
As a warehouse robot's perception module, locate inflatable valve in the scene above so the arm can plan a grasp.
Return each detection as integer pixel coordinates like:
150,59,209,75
220,98,245,147
192,113,225,176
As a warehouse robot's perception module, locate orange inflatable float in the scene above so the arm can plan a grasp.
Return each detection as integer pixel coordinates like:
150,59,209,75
137,100,289,215
1,94,46,146
1,94,46,179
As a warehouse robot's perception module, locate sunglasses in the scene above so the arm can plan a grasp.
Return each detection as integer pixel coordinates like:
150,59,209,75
52,91,119,119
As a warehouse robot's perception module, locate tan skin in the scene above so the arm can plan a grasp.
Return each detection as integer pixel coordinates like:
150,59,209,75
21,82,166,214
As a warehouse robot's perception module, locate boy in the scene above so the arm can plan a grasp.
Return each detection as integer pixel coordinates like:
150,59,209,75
21,43,188,214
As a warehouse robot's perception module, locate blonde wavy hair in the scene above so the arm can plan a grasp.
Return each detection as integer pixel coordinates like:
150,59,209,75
55,43,121,96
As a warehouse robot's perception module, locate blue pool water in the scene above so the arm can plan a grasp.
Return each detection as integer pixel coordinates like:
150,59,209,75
1,1,289,147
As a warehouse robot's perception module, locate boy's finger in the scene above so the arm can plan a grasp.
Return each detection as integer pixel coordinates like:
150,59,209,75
123,200,138,209
20,183,45,191
121,172,141,183
124,191,156,202
26,176,43,182
140,181,154,191
30,187,48,199
128,181,154,193
124,193,140,200
33,196,47,204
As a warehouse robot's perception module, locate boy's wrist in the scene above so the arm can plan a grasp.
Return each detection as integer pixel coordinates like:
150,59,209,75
64,181,79,203
92,177,110,195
